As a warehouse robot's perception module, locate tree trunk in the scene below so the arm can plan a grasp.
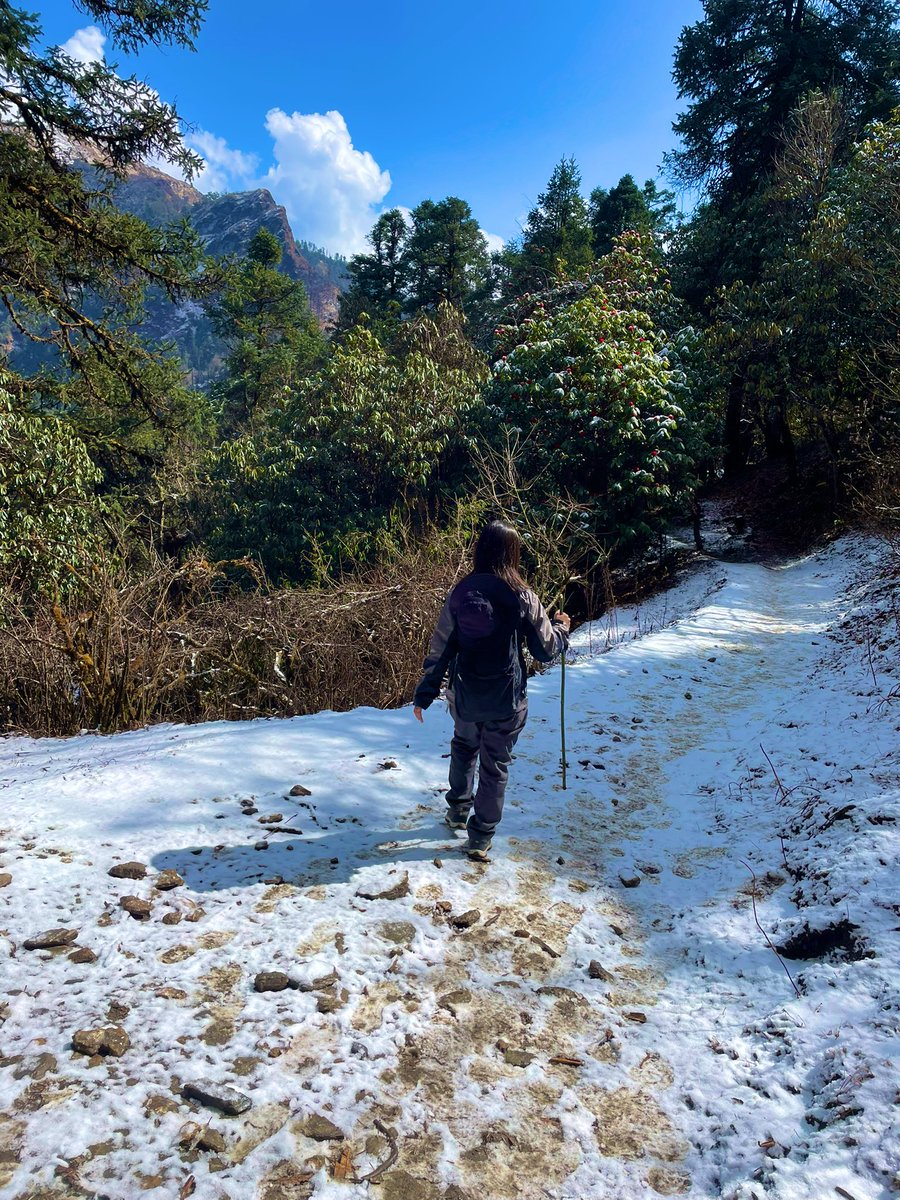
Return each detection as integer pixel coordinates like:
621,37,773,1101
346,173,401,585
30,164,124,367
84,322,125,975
723,376,747,478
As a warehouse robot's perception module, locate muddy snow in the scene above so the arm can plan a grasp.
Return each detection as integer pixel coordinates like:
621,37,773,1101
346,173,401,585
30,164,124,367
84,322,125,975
0,537,897,1200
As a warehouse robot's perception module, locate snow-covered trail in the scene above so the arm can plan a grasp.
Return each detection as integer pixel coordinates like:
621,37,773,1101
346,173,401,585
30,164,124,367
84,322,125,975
0,540,897,1200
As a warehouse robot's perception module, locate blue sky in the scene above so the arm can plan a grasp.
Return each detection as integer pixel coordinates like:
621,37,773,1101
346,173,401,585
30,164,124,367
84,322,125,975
40,0,705,255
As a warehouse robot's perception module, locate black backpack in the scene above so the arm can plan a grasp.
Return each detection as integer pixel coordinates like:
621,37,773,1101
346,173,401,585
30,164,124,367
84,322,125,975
450,574,525,720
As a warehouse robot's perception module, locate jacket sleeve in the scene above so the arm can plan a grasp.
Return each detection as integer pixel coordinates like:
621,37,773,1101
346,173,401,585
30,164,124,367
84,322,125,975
413,595,458,709
521,590,568,664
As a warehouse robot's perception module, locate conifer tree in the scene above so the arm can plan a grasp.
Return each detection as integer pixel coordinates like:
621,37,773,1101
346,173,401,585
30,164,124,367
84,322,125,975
208,227,324,436
0,0,210,478
403,197,489,315
668,0,900,199
516,158,593,288
338,209,409,331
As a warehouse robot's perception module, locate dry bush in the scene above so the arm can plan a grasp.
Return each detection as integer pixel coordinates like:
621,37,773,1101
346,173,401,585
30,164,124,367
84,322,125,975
470,428,612,615
0,517,475,737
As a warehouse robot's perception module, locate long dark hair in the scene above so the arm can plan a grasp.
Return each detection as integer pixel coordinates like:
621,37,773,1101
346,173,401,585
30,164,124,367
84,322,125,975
473,521,527,592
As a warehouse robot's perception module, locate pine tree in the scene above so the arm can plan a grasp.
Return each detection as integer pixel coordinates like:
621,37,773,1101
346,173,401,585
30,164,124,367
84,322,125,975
516,158,593,288
668,0,900,199
0,0,209,479
208,227,324,436
403,198,489,315
337,209,408,331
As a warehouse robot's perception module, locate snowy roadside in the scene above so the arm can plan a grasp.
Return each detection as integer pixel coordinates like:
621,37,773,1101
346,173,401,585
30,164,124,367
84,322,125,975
0,536,897,1200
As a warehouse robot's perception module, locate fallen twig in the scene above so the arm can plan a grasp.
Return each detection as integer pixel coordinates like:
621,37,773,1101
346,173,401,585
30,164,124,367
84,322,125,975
355,1119,399,1184
760,744,789,804
740,860,801,999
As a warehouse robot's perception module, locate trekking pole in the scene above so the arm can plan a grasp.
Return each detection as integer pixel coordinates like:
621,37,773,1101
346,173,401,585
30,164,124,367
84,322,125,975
549,581,569,792
560,646,567,790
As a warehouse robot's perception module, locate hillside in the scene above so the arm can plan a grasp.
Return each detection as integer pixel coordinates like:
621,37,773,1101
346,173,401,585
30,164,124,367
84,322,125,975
115,164,348,329
0,537,896,1199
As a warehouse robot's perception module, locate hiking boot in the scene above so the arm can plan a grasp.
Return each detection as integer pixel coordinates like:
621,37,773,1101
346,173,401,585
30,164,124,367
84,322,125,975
465,830,493,861
444,802,471,830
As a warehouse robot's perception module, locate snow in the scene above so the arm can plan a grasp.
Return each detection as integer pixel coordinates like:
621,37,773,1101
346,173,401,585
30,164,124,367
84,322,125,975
0,536,897,1200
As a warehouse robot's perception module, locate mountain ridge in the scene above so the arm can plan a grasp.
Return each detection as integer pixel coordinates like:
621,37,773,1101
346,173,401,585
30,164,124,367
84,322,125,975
115,162,348,329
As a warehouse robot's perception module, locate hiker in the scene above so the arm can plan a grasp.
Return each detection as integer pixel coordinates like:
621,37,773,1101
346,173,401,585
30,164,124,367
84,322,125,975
413,520,570,860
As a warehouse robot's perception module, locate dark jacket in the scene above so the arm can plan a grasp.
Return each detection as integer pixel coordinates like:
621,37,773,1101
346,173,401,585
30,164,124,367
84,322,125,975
414,572,569,722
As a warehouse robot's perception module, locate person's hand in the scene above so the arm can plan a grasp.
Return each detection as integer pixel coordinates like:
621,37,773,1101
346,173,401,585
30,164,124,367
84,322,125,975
554,611,571,632
413,706,424,723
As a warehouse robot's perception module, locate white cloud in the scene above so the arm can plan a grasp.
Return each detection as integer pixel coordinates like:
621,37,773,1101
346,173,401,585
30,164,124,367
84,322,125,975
154,109,392,256
481,230,505,256
186,129,259,194
61,25,106,65
261,109,391,255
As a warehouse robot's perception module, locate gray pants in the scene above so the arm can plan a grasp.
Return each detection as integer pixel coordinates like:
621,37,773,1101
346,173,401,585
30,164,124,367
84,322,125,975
446,705,527,835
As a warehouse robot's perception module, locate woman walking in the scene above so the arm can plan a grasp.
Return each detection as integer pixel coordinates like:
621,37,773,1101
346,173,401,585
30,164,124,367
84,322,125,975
413,521,570,860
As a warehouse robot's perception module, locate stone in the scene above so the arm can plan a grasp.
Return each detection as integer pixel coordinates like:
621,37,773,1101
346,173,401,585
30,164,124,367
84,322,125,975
449,909,480,930
289,784,312,796
254,971,295,993
435,900,452,914
183,1078,252,1116
180,1125,226,1153
155,869,184,891
70,1027,103,1056
72,1026,130,1057
103,1026,131,1056
356,872,410,901
144,1092,180,1117
438,989,471,1015
69,947,97,965
107,1001,130,1022
588,960,614,982
162,911,183,926
433,858,443,869
120,895,152,919
377,921,416,946
258,813,283,825
298,970,339,993
316,989,348,1015
254,841,269,851
155,986,188,1000
108,861,147,880
378,760,399,770
24,928,79,951
0,874,11,888
503,1048,534,1067
12,1052,57,1082
619,873,642,889
299,1113,344,1141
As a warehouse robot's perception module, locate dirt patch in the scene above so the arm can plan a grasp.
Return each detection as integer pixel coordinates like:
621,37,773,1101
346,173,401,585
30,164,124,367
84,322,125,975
351,982,404,1033
195,963,243,1002
733,869,786,908
256,883,298,913
583,1085,690,1164
0,1116,26,1188
776,919,869,962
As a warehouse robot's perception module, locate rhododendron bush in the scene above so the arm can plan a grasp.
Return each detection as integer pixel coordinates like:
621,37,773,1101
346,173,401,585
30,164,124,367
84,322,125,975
488,233,693,551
